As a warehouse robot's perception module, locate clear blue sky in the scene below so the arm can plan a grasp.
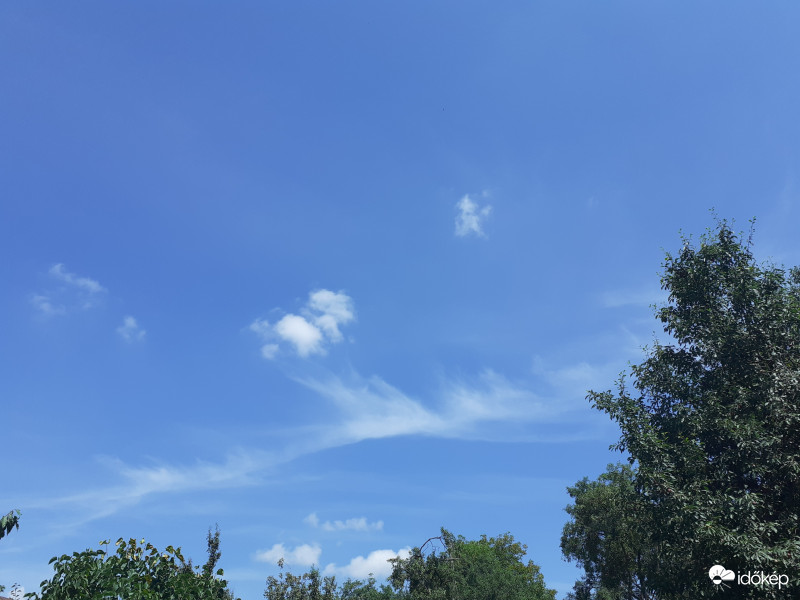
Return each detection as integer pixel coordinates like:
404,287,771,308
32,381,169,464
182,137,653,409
2,3,800,599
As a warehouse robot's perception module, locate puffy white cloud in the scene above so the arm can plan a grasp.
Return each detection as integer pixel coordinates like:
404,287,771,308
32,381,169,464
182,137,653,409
275,314,324,357
455,194,492,238
304,513,383,532
250,289,355,359
324,548,412,579
308,289,354,341
117,316,146,342
255,543,322,567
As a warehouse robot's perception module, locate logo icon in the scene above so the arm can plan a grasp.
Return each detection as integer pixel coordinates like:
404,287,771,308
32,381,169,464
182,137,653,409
709,565,735,589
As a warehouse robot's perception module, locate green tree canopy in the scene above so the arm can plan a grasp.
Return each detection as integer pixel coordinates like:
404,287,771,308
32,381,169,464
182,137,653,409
25,527,238,600
589,219,800,598
264,528,555,600
389,528,556,600
561,463,660,600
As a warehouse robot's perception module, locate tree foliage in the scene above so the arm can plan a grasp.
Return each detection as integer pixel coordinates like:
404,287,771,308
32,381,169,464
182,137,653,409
1,509,21,541
264,561,399,600
389,528,556,600
561,464,660,600
264,528,555,600
587,219,800,598
24,527,238,600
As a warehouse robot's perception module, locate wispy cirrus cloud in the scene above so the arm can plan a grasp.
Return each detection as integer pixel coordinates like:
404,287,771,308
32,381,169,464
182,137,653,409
455,193,492,238
250,289,355,359
31,263,107,316
49,263,106,295
304,513,384,532
28,449,275,532
117,316,146,342
30,294,66,317
295,368,560,445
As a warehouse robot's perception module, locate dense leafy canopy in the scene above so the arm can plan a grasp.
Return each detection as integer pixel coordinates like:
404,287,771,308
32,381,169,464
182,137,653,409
24,527,238,600
561,464,660,600
584,220,800,598
264,529,555,600
265,563,399,600
390,529,555,600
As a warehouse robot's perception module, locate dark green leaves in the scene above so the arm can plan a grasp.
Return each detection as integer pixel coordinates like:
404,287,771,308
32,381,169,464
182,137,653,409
24,530,239,600
585,219,800,599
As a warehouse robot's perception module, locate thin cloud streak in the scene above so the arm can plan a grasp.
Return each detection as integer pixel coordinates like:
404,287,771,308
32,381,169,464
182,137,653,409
294,368,565,446
29,361,603,531
49,263,107,294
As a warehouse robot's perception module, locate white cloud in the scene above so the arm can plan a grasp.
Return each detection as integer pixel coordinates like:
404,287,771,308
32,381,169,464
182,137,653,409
308,289,355,342
30,294,66,317
305,513,383,532
261,344,279,359
295,369,559,445
255,543,322,567
49,263,107,294
455,194,492,238
250,289,355,359
275,314,324,357
324,548,412,579
31,264,107,315
117,316,146,342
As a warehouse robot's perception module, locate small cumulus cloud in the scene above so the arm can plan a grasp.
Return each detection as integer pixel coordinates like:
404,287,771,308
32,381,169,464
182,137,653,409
117,316,146,342
455,194,492,238
250,290,355,359
255,543,322,567
304,513,383,532
324,548,412,579
275,314,324,357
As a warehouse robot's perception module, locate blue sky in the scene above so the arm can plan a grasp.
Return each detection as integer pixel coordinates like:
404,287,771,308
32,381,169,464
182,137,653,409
2,3,800,599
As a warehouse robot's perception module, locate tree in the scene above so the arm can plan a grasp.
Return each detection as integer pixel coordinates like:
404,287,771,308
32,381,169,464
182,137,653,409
264,529,555,600
1,509,22,594
389,528,556,600
588,219,800,598
1,509,20,541
264,561,399,600
561,464,660,600
25,528,239,600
